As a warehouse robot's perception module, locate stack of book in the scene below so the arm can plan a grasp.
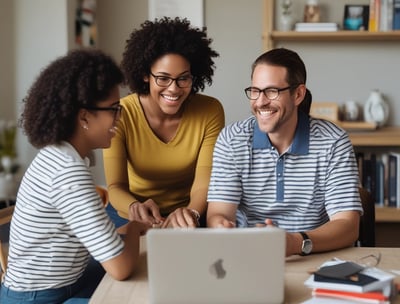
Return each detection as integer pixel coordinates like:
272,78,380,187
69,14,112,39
294,22,339,32
369,0,400,31
388,152,400,207
304,259,395,303
357,152,400,208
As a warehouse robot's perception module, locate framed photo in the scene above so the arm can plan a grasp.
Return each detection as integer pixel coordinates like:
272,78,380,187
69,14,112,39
75,0,98,47
149,0,204,28
343,5,369,31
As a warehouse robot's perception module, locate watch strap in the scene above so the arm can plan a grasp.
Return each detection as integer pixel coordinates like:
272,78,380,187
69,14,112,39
300,231,309,241
300,231,312,256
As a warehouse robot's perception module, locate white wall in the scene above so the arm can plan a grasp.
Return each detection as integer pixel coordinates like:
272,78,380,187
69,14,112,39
12,0,73,173
203,0,263,124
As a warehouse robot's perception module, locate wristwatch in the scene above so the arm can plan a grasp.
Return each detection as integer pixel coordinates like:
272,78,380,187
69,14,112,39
300,232,313,256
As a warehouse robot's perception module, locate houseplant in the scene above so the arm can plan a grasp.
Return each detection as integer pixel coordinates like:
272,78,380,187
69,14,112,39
0,120,19,202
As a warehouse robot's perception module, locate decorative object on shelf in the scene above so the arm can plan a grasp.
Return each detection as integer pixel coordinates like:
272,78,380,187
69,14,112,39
75,0,98,47
310,102,339,122
279,0,293,31
0,120,17,161
303,0,320,23
363,89,389,127
294,22,338,32
343,5,369,31
343,100,360,121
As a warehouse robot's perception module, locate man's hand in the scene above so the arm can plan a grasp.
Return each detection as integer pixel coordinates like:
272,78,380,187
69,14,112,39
255,218,277,227
128,199,164,226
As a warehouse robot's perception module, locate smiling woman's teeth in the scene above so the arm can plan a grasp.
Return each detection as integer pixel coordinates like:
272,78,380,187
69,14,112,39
163,95,179,101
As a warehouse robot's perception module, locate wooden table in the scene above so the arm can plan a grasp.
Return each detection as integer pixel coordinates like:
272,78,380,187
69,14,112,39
90,237,400,304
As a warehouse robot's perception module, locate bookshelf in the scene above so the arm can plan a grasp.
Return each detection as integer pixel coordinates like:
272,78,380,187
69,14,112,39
339,127,400,247
347,126,400,147
262,0,400,50
349,127,400,246
375,206,400,222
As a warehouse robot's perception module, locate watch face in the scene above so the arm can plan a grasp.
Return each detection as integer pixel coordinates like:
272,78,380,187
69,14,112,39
302,239,313,254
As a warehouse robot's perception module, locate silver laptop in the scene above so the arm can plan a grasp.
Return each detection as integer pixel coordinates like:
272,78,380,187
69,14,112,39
146,227,285,304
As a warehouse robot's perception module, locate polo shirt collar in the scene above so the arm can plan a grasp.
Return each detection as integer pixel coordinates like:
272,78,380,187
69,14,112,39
252,111,310,155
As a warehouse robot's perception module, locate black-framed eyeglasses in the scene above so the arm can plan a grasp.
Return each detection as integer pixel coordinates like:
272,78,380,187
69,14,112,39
355,253,381,268
150,72,193,88
82,104,122,120
244,86,294,100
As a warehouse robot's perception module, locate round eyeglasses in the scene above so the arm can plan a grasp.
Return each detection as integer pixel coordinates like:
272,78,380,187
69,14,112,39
82,104,122,121
244,86,294,100
150,72,193,88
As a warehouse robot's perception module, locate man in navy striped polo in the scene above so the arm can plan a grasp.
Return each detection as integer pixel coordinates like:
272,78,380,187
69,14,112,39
207,48,362,257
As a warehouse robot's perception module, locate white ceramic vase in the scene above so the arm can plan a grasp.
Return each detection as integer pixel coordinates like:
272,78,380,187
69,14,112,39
279,14,293,31
344,100,359,121
363,90,389,127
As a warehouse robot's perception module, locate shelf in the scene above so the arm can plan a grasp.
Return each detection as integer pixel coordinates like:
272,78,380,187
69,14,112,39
375,206,400,223
267,30,400,42
347,126,400,147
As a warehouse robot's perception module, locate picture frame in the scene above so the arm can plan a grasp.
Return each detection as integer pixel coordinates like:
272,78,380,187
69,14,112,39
148,0,204,28
343,5,369,31
75,0,98,47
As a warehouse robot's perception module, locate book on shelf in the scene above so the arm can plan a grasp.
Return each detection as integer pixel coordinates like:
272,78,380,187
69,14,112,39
394,0,400,29
294,22,339,32
369,0,381,31
304,260,395,296
370,0,399,31
362,155,377,202
380,0,394,31
388,152,400,207
356,152,390,206
375,159,385,206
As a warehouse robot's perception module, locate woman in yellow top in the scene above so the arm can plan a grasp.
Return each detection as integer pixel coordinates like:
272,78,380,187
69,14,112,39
103,17,225,228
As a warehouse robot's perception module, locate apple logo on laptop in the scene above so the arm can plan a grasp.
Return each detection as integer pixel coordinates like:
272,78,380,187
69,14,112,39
209,258,226,279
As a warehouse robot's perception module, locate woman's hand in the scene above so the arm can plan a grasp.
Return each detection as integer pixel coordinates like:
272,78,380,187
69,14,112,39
128,199,164,226
161,207,200,228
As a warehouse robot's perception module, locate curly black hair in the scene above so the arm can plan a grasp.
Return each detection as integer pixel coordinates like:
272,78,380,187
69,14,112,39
121,17,219,95
20,49,123,148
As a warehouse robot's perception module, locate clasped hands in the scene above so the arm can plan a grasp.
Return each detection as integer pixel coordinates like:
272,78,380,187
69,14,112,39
129,199,200,228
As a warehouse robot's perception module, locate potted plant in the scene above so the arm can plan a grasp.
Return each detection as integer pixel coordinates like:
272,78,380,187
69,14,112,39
0,120,19,203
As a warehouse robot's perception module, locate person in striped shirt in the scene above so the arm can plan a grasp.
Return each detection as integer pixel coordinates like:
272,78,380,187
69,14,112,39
207,48,362,257
0,49,149,304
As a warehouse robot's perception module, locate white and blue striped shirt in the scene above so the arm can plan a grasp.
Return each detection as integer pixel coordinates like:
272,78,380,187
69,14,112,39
4,142,124,291
207,113,363,231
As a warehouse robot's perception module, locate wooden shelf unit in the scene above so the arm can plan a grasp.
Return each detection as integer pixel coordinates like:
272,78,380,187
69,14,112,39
349,126,400,226
347,126,400,147
375,206,400,223
269,30,400,42
262,0,400,49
